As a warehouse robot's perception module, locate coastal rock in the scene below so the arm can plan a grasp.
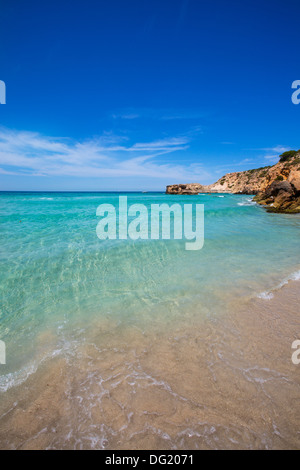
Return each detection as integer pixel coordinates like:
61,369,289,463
166,150,300,213
290,176,300,192
203,151,300,198
166,183,204,195
261,180,293,198
254,173,300,213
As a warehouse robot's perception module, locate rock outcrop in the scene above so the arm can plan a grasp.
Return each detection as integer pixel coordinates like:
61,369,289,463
253,177,300,213
166,150,300,213
166,183,204,195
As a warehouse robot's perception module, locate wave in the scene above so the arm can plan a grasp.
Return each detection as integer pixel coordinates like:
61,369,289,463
0,346,64,393
0,330,83,393
257,269,300,301
238,197,256,207
257,291,274,300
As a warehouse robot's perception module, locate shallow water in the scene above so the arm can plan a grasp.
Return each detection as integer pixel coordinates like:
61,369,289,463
0,192,299,449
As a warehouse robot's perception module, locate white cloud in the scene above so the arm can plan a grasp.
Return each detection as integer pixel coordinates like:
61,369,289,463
267,146,290,153
256,145,290,154
112,113,140,120
239,158,254,164
0,127,211,181
264,155,279,162
111,107,207,122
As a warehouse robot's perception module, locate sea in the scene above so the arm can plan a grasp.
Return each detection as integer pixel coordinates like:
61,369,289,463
0,191,299,449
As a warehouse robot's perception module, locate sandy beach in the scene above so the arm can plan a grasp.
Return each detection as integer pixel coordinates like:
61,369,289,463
0,276,299,450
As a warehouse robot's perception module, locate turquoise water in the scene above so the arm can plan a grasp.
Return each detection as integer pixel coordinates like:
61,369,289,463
0,191,300,391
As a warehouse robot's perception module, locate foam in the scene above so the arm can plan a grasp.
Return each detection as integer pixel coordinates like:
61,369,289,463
238,198,256,206
257,269,300,300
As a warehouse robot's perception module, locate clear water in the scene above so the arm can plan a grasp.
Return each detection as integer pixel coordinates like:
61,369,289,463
0,191,300,391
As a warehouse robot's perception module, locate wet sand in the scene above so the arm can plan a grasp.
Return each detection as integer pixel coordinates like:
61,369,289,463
0,280,299,450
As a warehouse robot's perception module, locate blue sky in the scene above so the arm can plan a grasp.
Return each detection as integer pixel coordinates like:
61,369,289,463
0,0,300,191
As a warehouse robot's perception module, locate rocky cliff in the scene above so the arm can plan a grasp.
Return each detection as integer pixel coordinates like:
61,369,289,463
206,150,300,197
166,150,300,213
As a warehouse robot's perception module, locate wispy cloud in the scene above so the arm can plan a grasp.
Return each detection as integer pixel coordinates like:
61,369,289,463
111,113,140,120
243,145,291,164
246,145,291,153
131,137,189,151
160,112,205,121
236,158,255,165
262,146,290,153
0,127,211,181
261,146,292,163
264,154,280,162
111,107,208,122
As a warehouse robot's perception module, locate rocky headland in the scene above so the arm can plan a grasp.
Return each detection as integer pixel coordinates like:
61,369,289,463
166,150,300,213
